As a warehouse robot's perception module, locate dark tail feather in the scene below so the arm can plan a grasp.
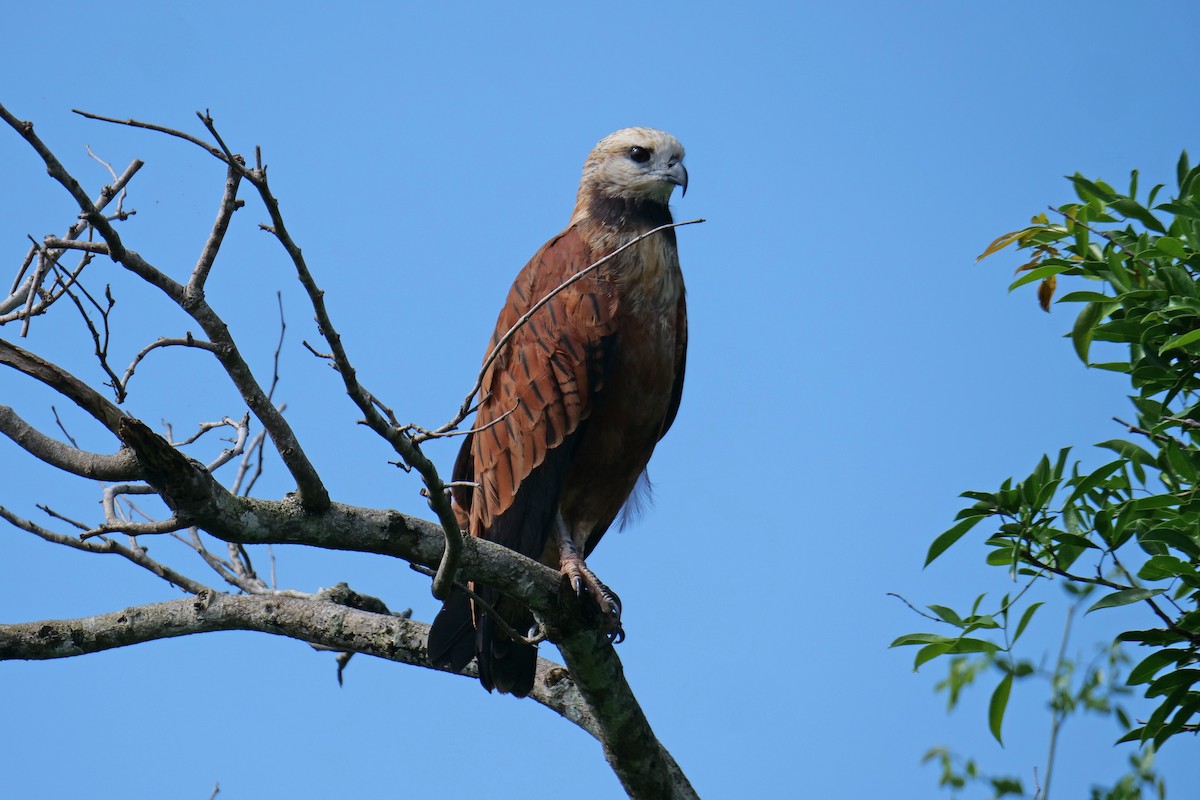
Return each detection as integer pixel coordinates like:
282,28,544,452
477,607,537,698
428,589,538,697
427,589,476,673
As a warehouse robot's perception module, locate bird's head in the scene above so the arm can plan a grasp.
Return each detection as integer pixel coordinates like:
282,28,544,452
579,127,687,205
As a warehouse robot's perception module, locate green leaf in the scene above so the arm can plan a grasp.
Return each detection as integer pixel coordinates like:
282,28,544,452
1146,668,1200,698
914,642,953,669
1115,706,1131,729
1138,555,1193,582
1118,628,1188,646
1115,726,1146,745
1070,174,1117,204
1163,695,1200,741
1095,439,1157,468
889,633,950,648
925,515,984,567
1183,161,1200,198
1052,447,1070,482
989,777,1023,796
1155,201,1200,221
1065,458,1124,506
1140,527,1200,560
927,605,964,627
1056,290,1113,304
1072,301,1117,363
1088,587,1166,613
1088,361,1132,373
1008,264,1069,292
1159,328,1200,355
890,633,1000,669
1110,197,1167,233
986,546,1015,567
944,637,1000,655
1012,601,1043,644
1050,532,1099,551
1128,649,1190,686
962,614,1000,632
1127,494,1182,513
1155,236,1188,260
989,672,1013,745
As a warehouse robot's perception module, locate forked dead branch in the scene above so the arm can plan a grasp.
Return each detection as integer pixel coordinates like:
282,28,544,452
0,104,699,800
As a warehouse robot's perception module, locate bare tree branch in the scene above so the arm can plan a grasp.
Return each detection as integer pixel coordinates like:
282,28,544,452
555,620,698,799
0,405,138,480
120,335,220,396
0,105,131,264
240,149,466,583
0,338,127,433
2,102,330,512
0,506,209,594
187,162,244,299
59,107,465,590
72,109,228,161
1,245,93,324
112,413,562,609
0,592,604,738
109,414,696,796
57,271,123,397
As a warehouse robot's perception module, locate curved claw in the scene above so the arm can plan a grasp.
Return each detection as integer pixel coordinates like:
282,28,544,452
560,555,625,642
594,582,623,641
556,515,625,641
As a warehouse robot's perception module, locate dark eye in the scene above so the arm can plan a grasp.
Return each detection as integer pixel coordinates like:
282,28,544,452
628,146,651,164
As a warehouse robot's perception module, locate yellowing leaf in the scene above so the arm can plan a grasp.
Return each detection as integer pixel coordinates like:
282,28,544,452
977,230,1025,263
1038,275,1056,312
1013,254,1045,274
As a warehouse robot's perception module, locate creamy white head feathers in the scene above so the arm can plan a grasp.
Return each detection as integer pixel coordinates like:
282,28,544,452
579,127,687,203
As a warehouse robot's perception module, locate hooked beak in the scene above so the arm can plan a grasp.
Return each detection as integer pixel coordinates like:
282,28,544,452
665,162,688,197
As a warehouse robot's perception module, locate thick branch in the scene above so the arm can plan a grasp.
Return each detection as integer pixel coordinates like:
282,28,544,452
0,405,139,480
113,416,563,612
555,616,700,799
0,339,127,433
0,593,597,737
110,415,693,794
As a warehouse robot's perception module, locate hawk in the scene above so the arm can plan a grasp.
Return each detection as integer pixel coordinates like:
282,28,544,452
427,127,689,697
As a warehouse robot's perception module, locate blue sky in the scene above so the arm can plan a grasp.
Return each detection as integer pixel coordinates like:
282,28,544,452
3,3,1198,798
